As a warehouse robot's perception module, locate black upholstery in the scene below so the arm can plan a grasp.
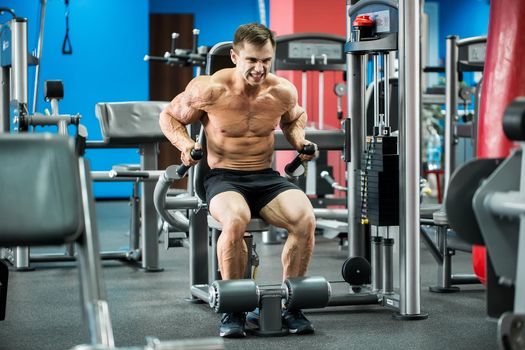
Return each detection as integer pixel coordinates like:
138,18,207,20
502,97,525,141
95,101,168,144
194,133,209,202
0,134,83,246
206,41,234,75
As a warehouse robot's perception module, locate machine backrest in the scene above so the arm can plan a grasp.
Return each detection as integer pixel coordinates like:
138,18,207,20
194,42,236,202
206,41,234,75
95,101,168,144
0,134,83,246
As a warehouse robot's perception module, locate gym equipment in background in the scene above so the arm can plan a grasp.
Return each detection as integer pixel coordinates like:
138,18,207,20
345,0,427,319
446,97,525,350
0,133,223,350
419,36,487,293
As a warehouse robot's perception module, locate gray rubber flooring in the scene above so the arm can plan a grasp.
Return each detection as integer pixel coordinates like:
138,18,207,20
0,201,497,350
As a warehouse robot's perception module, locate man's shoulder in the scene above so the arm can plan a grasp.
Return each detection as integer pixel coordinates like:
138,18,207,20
267,75,295,101
210,68,234,84
188,73,228,100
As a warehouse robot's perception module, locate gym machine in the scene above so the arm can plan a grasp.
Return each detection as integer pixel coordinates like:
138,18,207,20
151,39,353,335
0,9,165,271
0,134,223,350
445,97,525,350
156,0,427,322
154,123,331,336
272,33,350,242
89,101,171,271
420,36,488,293
0,9,88,268
344,0,427,319
144,28,208,76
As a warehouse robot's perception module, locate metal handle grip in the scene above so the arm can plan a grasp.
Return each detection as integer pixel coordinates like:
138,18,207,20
176,148,204,178
284,144,317,178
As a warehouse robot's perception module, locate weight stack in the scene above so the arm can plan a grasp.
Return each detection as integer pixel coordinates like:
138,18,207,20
361,136,399,226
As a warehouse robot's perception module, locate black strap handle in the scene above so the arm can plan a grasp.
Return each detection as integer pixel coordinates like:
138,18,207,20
176,148,204,178
284,143,317,178
62,0,72,54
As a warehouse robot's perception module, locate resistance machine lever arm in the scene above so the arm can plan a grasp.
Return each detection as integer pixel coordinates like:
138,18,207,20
153,147,204,232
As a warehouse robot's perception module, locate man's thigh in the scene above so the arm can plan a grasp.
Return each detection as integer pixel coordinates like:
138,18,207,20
209,191,251,223
259,189,313,228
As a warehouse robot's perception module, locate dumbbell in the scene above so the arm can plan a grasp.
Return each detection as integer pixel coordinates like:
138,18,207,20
209,276,331,336
284,143,318,179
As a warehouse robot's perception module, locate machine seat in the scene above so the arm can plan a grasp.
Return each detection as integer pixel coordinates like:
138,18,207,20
207,215,270,232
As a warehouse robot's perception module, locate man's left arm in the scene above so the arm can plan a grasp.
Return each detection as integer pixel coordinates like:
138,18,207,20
280,83,317,160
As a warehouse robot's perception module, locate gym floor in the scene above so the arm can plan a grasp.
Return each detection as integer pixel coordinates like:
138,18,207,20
0,201,496,350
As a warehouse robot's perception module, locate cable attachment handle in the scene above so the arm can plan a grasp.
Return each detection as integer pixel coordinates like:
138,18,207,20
285,143,317,179
62,0,72,54
176,148,204,178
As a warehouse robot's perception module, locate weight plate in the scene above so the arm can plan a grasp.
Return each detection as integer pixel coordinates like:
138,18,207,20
341,256,371,286
445,158,502,245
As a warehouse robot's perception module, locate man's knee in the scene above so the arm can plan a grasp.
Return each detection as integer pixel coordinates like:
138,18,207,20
220,216,250,237
287,209,316,237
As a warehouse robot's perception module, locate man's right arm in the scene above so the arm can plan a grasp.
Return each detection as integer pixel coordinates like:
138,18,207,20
159,76,209,165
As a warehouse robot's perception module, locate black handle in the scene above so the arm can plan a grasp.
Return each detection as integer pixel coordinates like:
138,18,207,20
176,148,204,178
284,156,304,177
76,126,87,157
284,144,317,178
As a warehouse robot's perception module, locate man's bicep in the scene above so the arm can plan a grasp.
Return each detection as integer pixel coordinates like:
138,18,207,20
281,104,306,127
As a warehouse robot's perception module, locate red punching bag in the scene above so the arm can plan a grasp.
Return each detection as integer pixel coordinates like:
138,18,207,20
474,0,525,284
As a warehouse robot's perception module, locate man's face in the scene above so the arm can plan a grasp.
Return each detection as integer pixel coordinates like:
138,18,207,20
231,40,274,86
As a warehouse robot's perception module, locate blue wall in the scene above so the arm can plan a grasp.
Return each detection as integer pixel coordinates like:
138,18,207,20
149,0,270,47
2,0,267,198
428,0,490,65
2,0,149,198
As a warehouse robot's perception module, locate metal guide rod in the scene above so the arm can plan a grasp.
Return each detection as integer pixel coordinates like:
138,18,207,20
140,144,161,271
444,36,459,191
346,1,367,258
1,68,8,132
516,145,525,312
32,0,47,114
318,54,327,129
398,0,423,316
12,19,28,105
302,71,307,113
77,157,115,347
384,52,390,127
373,54,380,127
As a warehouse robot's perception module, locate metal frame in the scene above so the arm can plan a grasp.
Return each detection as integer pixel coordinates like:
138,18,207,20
345,0,426,318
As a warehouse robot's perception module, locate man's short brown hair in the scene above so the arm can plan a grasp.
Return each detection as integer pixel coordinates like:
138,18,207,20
233,23,276,52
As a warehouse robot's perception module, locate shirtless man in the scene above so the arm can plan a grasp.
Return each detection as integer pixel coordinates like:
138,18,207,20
159,23,317,338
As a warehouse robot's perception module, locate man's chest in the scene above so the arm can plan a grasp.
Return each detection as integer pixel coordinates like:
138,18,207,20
205,94,288,136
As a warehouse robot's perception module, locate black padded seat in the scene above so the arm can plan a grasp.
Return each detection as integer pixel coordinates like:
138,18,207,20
95,101,168,144
0,134,82,246
207,216,270,231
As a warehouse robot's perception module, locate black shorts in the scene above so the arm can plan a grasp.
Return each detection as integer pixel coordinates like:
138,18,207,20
203,168,300,215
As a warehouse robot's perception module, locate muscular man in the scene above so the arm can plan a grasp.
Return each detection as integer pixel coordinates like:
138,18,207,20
159,23,317,338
